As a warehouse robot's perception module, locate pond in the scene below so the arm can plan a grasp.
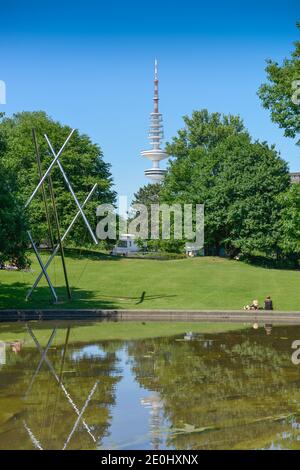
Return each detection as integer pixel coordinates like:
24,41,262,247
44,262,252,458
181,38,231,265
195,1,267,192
0,320,300,450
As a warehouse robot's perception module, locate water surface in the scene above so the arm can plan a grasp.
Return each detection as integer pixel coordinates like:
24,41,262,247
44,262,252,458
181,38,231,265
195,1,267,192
0,320,300,450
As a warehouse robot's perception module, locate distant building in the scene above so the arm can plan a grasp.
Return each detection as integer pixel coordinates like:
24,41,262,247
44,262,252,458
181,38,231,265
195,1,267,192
112,234,141,256
185,243,203,257
290,172,300,184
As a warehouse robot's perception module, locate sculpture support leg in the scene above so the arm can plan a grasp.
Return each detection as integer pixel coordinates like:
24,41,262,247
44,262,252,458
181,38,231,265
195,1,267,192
27,231,58,303
26,184,97,300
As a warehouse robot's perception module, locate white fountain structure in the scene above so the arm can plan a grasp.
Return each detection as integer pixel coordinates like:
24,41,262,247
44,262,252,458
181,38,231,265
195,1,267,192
141,59,168,182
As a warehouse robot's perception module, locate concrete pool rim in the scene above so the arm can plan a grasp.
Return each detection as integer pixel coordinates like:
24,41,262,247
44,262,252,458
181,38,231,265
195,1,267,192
1,309,300,323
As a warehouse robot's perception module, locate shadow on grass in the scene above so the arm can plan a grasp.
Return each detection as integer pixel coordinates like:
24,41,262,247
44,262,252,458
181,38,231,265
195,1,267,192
242,254,300,271
0,281,119,310
26,247,122,262
135,290,177,305
64,248,121,262
97,290,178,305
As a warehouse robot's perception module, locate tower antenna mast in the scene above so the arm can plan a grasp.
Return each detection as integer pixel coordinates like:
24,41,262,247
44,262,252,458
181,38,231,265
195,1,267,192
141,59,168,182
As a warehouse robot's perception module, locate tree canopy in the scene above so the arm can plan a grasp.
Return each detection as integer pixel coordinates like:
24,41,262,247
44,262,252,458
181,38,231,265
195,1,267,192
0,158,29,268
0,111,116,247
132,183,161,207
278,184,300,264
162,110,290,257
258,23,300,140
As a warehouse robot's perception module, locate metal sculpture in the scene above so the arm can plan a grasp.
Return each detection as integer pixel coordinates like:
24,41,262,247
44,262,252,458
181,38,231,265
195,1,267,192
25,129,98,302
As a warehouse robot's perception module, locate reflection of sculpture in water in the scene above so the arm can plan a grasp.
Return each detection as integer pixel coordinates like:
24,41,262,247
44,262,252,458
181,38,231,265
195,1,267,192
23,325,99,450
20,324,120,450
140,394,164,450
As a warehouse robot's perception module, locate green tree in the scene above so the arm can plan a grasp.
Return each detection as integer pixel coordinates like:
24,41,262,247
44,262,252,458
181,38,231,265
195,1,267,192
131,183,185,253
0,160,29,268
132,183,161,251
162,110,290,257
277,184,300,265
0,111,116,246
258,23,300,140
132,182,161,207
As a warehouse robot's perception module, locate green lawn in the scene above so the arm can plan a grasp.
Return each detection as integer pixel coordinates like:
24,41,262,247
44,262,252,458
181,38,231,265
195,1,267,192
0,254,300,310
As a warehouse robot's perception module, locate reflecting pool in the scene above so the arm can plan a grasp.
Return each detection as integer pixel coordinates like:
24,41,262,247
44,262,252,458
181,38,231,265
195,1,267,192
1,320,300,450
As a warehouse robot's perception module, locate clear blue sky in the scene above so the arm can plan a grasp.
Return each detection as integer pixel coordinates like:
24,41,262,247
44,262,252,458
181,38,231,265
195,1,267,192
0,0,299,200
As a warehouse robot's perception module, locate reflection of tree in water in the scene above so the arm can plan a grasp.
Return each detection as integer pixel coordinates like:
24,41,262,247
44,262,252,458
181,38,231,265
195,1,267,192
0,327,123,450
128,327,300,450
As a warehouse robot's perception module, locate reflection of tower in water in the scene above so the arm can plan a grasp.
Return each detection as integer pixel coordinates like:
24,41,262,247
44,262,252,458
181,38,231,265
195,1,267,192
141,393,164,450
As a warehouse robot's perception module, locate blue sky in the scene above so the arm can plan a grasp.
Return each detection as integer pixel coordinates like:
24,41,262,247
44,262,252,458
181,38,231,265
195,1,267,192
0,0,299,200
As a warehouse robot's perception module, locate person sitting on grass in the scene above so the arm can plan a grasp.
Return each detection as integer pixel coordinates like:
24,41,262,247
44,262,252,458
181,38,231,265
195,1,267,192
244,299,260,310
264,296,273,311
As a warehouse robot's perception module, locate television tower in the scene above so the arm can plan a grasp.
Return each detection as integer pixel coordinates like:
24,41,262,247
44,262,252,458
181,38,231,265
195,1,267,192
141,59,168,181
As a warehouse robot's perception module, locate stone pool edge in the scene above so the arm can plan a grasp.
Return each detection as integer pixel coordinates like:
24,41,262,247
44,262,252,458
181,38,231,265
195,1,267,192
1,309,300,323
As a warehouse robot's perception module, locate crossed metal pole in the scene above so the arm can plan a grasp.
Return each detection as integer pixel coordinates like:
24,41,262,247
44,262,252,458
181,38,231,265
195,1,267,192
26,183,97,301
25,130,75,209
44,135,98,245
27,231,58,302
25,130,98,302
24,325,99,449
25,327,57,397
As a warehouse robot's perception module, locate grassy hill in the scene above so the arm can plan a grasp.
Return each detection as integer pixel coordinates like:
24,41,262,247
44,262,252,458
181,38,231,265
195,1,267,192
0,254,300,310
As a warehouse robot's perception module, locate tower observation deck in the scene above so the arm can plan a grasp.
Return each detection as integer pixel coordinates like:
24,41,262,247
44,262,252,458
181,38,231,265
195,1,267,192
141,59,168,182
